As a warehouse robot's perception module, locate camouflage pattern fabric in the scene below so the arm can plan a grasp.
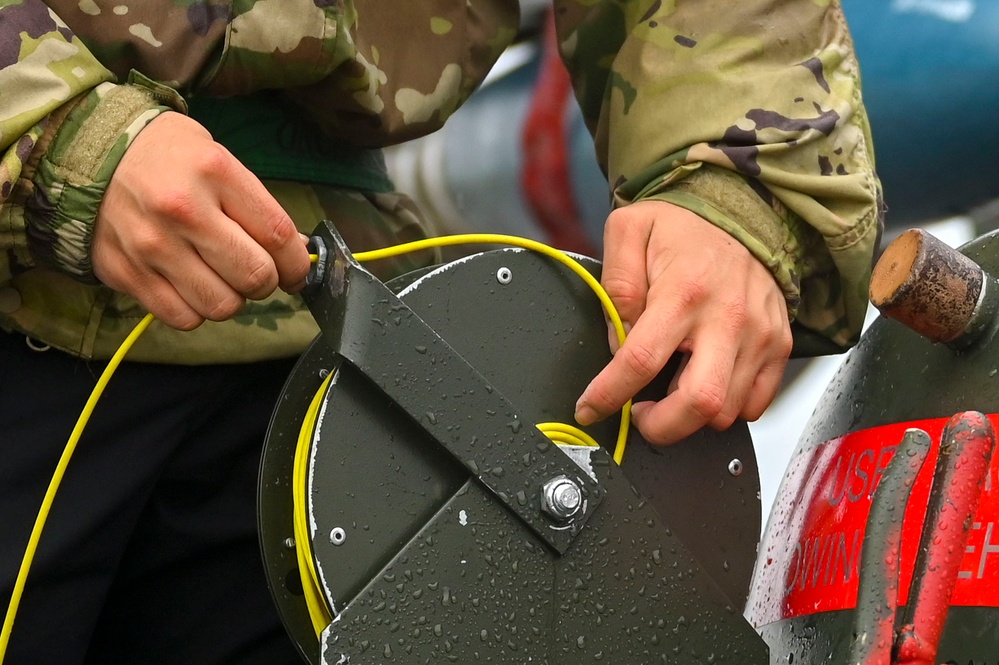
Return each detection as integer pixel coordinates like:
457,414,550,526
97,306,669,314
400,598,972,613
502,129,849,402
0,0,881,363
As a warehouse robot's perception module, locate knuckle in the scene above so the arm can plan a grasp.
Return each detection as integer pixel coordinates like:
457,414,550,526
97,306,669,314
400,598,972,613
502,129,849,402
642,430,674,447
709,409,738,431
741,401,767,422
263,212,298,250
619,342,661,380
582,381,617,413
673,276,710,309
685,381,726,422
204,294,245,322
193,142,232,176
130,228,167,257
240,258,278,298
602,208,634,238
150,187,199,222
776,322,794,356
159,303,204,331
171,313,205,332
602,273,644,311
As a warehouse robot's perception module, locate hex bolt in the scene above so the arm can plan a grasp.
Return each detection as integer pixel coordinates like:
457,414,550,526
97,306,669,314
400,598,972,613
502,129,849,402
496,267,513,285
541,475,583,521
329,527,346,546
728,458,744,477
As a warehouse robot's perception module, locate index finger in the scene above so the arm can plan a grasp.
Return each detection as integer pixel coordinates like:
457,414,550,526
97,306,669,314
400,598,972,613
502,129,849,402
575,310,687,426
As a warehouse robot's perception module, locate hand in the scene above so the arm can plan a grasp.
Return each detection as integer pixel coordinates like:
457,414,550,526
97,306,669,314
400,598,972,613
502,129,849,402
93,111,311,330
574,201,792,444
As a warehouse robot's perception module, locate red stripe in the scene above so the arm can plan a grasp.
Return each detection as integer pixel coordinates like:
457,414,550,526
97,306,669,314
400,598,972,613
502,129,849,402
749,414,999,625
520,10,598,257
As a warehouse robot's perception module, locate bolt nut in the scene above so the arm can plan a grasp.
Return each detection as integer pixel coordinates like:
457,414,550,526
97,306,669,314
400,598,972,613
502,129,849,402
306,236,328,289
541,475,583,521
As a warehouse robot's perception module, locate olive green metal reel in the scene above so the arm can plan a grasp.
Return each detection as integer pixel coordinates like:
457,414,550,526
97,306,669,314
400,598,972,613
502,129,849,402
259,221,769,664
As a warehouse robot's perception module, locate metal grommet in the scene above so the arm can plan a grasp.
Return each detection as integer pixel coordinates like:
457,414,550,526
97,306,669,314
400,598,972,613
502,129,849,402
25,337,51,353
329,527,346,546
728,458,744,477
496,267,513,285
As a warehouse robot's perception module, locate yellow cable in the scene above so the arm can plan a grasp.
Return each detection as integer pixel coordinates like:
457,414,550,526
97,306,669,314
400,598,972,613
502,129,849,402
355,233,631,464
293,372,334,636
0,313,155,661
537,422,601,448
293,234,633,636
2,233,632,658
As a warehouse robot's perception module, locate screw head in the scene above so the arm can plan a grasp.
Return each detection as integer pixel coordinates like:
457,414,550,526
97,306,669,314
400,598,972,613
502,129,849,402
541,476,583,521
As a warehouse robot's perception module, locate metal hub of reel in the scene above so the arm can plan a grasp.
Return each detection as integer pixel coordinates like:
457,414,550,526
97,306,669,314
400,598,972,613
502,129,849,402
259,222,769,664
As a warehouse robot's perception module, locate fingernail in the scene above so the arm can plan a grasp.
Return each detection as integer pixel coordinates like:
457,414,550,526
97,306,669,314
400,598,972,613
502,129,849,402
575,397,597,426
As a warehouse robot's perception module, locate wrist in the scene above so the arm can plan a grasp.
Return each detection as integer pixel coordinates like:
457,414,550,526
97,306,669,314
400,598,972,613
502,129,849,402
635,165,808,320
26,80,178,282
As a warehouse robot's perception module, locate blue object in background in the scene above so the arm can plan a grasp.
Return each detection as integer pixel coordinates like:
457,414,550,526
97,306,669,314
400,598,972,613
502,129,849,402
844,0,999,225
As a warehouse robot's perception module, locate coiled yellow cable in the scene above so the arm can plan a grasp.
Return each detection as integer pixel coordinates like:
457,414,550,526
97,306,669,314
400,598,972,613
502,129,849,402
293,371,335,636
294,234,630,637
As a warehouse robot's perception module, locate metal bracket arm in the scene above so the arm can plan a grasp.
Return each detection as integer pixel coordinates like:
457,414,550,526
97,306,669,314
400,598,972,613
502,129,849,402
302,221,604,554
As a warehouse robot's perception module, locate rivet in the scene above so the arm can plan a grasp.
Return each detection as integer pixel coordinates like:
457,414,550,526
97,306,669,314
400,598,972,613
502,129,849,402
330,527,347,546
496,267,513,285
728,458,744,477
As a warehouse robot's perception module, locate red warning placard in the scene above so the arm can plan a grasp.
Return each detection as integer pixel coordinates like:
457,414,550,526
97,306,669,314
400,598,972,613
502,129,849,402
749,416,999,625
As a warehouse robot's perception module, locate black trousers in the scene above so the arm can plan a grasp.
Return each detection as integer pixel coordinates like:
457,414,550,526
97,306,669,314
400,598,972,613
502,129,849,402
0,330,302,664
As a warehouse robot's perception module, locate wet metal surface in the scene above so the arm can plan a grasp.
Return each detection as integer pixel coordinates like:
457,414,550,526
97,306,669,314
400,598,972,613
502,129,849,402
262,222,768,662
849,428,930,665
754,229,999,664
894,412,995,665
303,223,603,554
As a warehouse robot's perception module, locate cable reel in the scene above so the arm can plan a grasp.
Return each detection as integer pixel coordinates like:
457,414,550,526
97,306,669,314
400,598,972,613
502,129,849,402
259,221,769,664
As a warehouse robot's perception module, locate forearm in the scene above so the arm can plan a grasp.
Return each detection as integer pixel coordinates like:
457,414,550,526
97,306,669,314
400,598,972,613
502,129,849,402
556,0,882,350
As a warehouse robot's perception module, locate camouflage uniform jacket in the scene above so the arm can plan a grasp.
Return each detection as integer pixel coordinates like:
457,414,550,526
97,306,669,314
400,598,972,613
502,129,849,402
0,0,882,364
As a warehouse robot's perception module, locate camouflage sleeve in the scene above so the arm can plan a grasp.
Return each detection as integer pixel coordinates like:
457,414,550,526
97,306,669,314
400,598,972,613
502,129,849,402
0,0,178,284
555,0,883,352
220,0,521,146
45,0,521,147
